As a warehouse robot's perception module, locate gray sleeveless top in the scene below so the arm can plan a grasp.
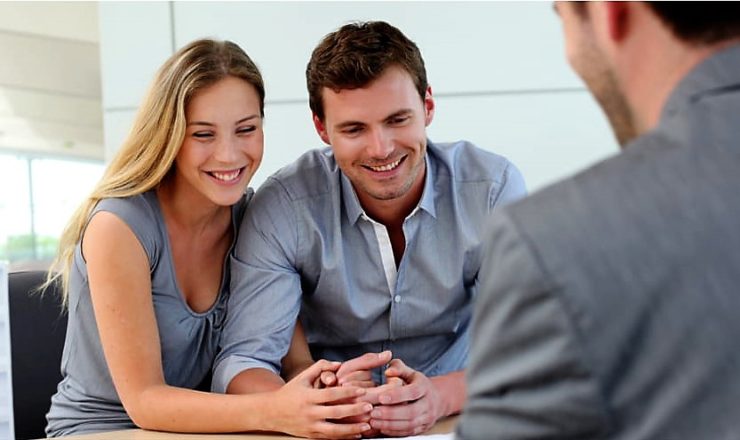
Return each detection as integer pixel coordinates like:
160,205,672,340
45,189,250,437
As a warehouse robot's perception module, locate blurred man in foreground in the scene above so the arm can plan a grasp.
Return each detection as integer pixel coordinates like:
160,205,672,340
460,3,740,439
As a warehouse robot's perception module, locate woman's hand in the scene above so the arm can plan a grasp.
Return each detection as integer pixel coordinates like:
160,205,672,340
266,359,374,439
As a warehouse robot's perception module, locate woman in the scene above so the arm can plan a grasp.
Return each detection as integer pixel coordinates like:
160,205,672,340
44,39,372,438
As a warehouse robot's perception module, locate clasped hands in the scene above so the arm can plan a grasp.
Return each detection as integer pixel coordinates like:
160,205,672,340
314,351,447,438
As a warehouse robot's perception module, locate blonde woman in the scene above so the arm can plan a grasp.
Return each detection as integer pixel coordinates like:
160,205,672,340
44,39,372,438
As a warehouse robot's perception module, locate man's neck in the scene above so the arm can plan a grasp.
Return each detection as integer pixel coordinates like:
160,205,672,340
632,46,726,135
621,11,740,135
358,165,426,228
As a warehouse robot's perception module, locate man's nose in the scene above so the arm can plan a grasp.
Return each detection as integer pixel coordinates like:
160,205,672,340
366,128,393,159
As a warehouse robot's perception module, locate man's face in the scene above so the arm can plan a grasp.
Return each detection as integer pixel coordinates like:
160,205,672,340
314,66,434,207
556,1,637,147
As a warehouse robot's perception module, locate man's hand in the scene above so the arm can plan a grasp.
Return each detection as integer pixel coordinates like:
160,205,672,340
313,352,394,407
314,350,392,389
322,351,394,438
370,359,461,437
336,350,393,384
267,359,374,439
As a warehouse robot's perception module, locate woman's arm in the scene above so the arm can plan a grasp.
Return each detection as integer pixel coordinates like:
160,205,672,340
83,212,372,437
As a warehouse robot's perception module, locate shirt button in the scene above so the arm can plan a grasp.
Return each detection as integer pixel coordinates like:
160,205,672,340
394,295,401,303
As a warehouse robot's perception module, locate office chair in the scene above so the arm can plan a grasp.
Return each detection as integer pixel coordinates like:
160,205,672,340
8,270,67,440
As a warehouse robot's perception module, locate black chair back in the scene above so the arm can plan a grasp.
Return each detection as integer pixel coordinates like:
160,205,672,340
8,271,67,440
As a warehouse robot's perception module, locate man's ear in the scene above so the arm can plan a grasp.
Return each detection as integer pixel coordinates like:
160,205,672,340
312,113,331,145
605,2,630,42
424,86,435,127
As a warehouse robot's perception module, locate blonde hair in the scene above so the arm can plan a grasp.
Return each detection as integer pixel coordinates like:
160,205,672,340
47,38,265,305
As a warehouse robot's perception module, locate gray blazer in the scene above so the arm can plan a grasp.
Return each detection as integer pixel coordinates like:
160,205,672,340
459,44,740,440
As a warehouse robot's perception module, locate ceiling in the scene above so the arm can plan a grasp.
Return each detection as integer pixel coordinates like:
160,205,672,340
0,2,103,160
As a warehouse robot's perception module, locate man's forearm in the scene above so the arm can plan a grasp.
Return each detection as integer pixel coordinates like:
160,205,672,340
226,368,285,394
430,370,467,416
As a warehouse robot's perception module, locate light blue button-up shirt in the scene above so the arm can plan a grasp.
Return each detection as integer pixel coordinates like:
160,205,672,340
213,140,526,391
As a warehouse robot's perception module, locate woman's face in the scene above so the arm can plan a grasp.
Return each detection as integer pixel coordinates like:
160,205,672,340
175,75,264,207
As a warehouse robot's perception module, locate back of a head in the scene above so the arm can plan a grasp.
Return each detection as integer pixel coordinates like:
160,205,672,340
306,20,427,121
647,2,740,45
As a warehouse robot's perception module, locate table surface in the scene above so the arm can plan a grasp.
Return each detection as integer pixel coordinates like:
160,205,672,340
51,415,458,440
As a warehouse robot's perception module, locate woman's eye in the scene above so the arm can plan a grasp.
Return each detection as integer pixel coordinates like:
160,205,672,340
237,126,256,135
192,131,213,139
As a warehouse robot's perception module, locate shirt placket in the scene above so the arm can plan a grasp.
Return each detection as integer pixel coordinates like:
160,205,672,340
361,209,421,344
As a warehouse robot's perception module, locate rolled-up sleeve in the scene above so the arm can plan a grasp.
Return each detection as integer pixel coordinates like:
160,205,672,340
458,211,609,439
212,180,303,393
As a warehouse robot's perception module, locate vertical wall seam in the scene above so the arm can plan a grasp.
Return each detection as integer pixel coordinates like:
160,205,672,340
168,1,176,54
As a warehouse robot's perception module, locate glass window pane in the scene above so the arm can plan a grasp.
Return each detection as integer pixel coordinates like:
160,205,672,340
0,154,104,266
0,154,32,262
31,158,104,262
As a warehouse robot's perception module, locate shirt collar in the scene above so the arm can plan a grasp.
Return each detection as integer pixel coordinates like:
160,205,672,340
661,43,740,124
341,142,438,225
418,150,437,219
341,172,365,225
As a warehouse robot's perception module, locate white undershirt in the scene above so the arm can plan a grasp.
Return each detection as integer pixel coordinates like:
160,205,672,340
360,206,421,297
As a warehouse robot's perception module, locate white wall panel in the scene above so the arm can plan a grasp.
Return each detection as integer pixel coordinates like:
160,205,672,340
98,2,173,110
247,91,618,193
429,92,618,190
256,101,318,188
102,109,136,161
99,1,618,194
173,1,580,101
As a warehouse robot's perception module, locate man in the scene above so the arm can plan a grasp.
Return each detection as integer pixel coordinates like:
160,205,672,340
460,3,740,439
214,21,526,436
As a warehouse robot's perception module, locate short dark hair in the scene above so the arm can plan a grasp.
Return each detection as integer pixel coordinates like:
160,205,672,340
306,21,427,121
646,2,740,45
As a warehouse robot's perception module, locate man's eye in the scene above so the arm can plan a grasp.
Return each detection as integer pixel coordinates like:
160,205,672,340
343,126,362,135
390,116,409,125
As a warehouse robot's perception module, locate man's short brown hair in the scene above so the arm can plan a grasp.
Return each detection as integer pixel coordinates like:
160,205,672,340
570,2,740,45
306,21,428,121
646,2,740,45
